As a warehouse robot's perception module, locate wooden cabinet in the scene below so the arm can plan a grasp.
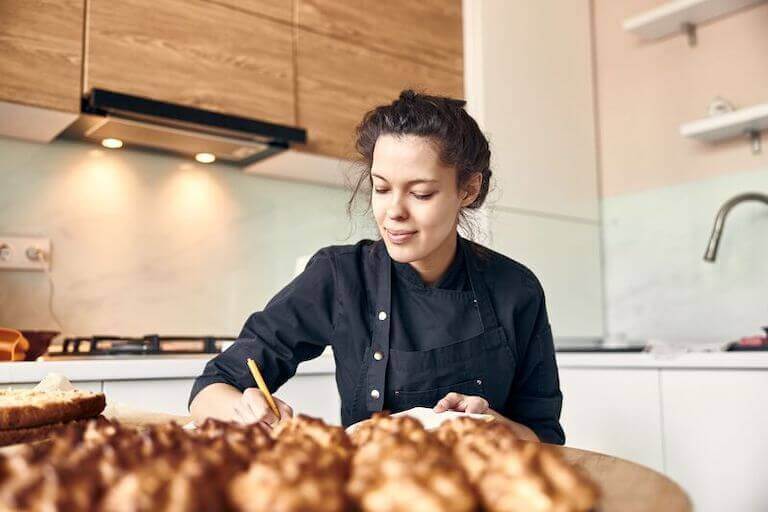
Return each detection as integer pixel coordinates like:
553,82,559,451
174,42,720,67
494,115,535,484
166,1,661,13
2,0,464,160
213,0,293,24
297,0,462,74
0,0,84,113
296,28,463,159
83,0,295,126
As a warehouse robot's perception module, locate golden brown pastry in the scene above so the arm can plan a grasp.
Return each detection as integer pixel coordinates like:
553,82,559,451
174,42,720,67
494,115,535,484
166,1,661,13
348,414,477,512
229,438,348,512
437,417,600,512
0,412,600,512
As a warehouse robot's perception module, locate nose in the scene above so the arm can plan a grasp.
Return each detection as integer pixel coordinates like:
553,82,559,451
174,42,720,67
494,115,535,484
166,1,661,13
385,192,408,221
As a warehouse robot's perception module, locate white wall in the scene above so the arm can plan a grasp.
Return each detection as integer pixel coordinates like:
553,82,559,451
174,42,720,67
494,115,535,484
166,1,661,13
0,137,374,336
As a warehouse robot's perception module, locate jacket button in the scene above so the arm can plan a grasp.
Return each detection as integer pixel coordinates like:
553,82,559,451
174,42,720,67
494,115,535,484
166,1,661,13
370,389,380,399
476,379,483,386
378,311,387,320
373,351,384,361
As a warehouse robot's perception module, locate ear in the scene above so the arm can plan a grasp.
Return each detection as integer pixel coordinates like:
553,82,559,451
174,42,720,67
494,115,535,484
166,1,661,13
460,172,483,207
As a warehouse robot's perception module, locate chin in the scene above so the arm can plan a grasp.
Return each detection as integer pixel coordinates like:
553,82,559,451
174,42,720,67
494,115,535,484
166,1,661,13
383,240,421,263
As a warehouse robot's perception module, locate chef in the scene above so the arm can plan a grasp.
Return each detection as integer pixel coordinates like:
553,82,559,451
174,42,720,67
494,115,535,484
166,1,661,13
189,90,565,445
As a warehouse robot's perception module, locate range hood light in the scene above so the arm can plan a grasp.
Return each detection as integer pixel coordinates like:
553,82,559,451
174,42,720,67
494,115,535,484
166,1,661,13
60,89,307,166
101,138,124,149
195,152,216,164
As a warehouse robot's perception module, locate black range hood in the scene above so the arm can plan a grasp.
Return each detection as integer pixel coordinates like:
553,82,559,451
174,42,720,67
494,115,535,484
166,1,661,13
60,89,307,165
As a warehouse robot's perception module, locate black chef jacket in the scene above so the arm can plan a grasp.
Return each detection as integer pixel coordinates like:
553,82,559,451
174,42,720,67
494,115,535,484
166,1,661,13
189,234,565,445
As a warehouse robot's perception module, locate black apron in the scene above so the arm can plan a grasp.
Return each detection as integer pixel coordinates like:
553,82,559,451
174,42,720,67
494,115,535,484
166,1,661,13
343,239,517,425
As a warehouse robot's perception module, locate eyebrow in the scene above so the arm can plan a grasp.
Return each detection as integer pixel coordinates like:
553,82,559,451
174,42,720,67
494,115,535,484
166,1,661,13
371,173,438,185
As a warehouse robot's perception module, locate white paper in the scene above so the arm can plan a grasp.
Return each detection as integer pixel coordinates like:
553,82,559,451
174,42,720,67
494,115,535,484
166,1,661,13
346,407,493,434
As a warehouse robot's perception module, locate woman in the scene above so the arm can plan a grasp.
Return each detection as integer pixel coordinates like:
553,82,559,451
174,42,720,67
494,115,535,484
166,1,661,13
189,90,564,445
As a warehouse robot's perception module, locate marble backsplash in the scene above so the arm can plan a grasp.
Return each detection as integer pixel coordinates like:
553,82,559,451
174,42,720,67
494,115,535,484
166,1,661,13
0,137,376,336
602,166,768,343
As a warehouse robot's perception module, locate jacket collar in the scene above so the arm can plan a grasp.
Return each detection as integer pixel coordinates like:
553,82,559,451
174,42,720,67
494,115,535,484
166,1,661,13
387,233,468,290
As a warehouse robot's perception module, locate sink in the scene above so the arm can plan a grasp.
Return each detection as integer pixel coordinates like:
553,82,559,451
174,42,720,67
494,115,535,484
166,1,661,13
554,337,646,353
555,346,646,353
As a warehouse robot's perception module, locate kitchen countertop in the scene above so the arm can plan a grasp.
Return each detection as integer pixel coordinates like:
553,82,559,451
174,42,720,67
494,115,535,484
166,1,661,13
1,350,766,384
0,352,336,384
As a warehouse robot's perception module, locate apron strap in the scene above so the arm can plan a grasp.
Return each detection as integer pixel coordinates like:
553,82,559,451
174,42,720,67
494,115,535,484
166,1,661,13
460,237,500,331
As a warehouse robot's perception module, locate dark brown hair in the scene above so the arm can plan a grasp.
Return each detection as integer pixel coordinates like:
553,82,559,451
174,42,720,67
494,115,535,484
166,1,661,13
347,89,493,240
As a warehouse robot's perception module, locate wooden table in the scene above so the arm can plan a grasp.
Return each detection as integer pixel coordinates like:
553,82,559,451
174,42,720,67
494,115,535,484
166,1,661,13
557,445,691,512
111,411,692,512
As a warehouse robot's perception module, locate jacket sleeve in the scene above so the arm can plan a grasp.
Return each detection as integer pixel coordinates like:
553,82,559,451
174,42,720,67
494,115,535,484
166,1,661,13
188,248,338,408
503,286,566,445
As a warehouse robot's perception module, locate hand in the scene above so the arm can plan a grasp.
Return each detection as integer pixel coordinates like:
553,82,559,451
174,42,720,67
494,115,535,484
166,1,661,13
233,388,293,430
433,392,490,414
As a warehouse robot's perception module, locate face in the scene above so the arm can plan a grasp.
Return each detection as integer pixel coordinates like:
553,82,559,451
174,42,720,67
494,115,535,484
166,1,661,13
370,134,479,263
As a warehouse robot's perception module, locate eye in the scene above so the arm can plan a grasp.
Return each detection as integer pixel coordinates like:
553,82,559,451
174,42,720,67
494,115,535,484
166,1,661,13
373,188,388,194
412,192,435,200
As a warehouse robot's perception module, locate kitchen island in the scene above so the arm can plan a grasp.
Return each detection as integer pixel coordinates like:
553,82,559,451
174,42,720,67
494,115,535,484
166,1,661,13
1,350,764,512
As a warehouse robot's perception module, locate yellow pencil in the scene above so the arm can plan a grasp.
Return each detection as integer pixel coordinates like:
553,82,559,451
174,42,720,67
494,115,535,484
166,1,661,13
246,358,281,421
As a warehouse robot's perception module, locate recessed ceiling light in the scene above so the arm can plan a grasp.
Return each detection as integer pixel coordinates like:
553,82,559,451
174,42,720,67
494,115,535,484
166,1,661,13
195,152,216,164
101,138,123,149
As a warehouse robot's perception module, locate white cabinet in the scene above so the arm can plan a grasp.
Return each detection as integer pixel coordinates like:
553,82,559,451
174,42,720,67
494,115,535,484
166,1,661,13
5,381,103,393
101,374,341,423
558,368,664,472
488,210,604,337
661,370,768,512
477,0,599,220
472,0,604,339
276,374,341,425
102,379,195,416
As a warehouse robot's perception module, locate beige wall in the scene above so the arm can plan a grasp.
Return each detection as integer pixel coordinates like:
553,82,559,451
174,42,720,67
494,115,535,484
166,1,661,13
594,0,768,197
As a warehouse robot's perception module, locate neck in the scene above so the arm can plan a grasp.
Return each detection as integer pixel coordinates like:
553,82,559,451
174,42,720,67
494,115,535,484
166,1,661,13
410,232,459,286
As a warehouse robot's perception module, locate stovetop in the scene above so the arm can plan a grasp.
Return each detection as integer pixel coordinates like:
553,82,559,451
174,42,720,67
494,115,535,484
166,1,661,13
46,335,236,357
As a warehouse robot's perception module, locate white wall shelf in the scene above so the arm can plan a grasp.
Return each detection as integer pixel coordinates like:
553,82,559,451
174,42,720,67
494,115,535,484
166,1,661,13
623,0,767,41
680,102,768,143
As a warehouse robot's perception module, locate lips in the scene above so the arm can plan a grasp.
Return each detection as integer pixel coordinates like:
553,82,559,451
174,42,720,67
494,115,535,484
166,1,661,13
385,228,416,244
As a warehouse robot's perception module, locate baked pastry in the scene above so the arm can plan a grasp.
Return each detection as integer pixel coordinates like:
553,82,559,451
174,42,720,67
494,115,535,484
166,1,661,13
0,389,106,430
348,413,477,512
273,414,354,463
436,417,600,512
0,412,600,512
229,438,348,512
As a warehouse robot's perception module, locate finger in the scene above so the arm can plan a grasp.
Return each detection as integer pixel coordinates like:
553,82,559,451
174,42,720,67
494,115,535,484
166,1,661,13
434,392,466,412
242,388,275,423
276,399,294,422
233,403,252,425
463,397,490,414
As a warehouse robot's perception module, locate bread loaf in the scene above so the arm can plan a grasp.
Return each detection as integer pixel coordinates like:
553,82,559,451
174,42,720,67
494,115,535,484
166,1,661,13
0,389,106,430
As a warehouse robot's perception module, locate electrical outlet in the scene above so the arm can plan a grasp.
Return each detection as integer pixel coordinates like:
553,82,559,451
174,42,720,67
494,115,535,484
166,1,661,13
0,236,51,271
